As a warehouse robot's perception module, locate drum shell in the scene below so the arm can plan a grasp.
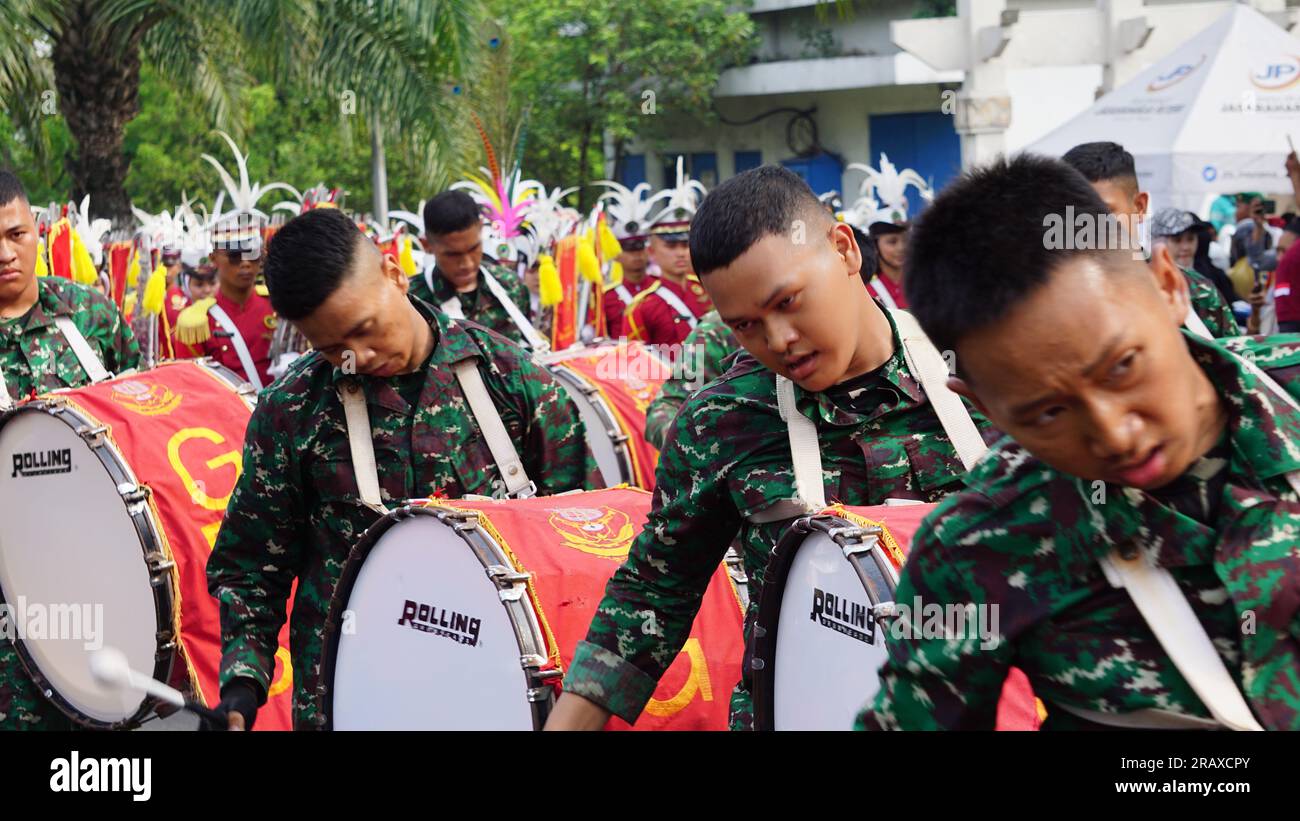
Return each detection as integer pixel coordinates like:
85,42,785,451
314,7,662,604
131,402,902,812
0,360,294,729
321,488,747,730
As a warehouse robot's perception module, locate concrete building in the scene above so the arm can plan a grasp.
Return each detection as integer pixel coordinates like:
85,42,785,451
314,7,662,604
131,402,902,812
617,0,1298,215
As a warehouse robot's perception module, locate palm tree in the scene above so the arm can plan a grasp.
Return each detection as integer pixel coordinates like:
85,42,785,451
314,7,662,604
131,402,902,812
0,0,478,226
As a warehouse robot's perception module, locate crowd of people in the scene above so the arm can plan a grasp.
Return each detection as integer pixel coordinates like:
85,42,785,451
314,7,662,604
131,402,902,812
2,133,1299,732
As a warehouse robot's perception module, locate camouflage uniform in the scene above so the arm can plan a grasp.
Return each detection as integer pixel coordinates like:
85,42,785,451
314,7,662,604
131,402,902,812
857,331,1300,730
206,298,589,729
0,276,140,402
1,276,139,730
1184,265,1240,338
562,308,1000,729
407,260,535,346
644,310,741,450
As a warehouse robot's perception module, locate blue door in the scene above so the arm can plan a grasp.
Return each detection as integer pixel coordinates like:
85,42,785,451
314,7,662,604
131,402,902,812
867,111,961,216
780,152,843,198
620,154,647,188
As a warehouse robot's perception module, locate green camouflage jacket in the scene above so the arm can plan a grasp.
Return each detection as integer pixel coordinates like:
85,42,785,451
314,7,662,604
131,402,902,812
858,331,1300,730
644,310,741,450
561,309,999,729
1,276,139,730
408,260,534,346
1184,266,1240,338
206,299,588,729
0,276,140,402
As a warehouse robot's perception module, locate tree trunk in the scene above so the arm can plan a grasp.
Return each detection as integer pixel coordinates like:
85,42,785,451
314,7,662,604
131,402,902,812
51,1,145,228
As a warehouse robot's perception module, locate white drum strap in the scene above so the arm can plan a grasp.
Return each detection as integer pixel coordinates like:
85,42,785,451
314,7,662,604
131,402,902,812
207,305,264,391
653,286,699,329
1098,552,1263,731
481,267,550,352
423,258,437,298
1184,306,1214,340
53,315,111,384
870,278,898,311
452,359,536,499
888,309,987,471
775,375,826,512
336,382,390,515
615,285,633,305
439,295,466,319
0,365,11,410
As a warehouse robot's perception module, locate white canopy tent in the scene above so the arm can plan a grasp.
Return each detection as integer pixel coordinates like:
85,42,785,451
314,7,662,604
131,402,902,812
1029,5,1300,211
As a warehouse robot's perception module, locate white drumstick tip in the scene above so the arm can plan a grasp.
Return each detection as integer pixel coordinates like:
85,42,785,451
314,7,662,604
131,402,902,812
90,647,186,708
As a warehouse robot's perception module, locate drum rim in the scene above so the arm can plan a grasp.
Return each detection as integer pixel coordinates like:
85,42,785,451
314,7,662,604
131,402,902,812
318,503,557,730
547,364,635,488
750,514,895,732
0,398,179,729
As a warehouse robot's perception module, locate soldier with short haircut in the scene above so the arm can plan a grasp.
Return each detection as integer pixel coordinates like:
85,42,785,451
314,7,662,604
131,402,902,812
858,154,1300,731
411,190,537,348
544,165,1001,731
0,170,139,730
206,208,589,730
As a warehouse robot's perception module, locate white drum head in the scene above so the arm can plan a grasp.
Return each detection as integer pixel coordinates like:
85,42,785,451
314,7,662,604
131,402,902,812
772,532,893,731
0,411,157,723
331,515,534,730
551,370,624,486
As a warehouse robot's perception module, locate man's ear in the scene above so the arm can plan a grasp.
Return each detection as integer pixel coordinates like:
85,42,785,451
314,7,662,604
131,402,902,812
1133,191,1150,222
380,253,409,293
830,221,862,279
419,236,433,254
946,375,991,418
1147,244,1190,325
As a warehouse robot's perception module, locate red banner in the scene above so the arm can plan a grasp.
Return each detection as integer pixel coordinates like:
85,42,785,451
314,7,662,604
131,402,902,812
424,488,745,730
107,243,132,309
52,362,295,730
550,236,580,351
826,503,1043,731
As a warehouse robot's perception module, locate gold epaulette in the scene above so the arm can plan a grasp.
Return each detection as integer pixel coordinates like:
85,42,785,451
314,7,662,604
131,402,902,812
255,283,270,297
175,298,217,346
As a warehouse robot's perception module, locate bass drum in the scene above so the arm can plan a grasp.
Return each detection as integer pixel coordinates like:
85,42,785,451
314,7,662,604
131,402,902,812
321,488,746,730
0,360,294,729
750,503,1041,731
538,342,668,490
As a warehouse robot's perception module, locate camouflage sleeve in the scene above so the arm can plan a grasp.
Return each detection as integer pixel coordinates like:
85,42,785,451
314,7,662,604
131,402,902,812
562,399,741,722
646,319,738,449
1188,270,1241,338
78,283,141,373
855,503,1016,731
483,336,591,495
205,396,305,700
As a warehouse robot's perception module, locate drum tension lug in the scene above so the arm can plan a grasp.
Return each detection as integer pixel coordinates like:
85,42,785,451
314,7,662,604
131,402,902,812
487,565,531,586
118,483,152,504
872,602,898,621
519,653,549,670
78,423,108,445
145,551,175,574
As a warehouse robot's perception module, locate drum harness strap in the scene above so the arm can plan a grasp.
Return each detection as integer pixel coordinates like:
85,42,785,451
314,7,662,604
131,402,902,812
776,309,1278,731
335,356,536,514
207,304,265,391
869,278,898,311
436,266,549,353
0,315,110,410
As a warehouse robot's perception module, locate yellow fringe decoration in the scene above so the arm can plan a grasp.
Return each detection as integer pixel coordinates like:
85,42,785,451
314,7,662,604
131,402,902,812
35,239,49,277
176,298,216,346
123,292,137,322
70,229,98,285
577,235,602,284
538,254,562,308
597,221,622,260
141,264,167,316
255,283,269,297
126,251,141,287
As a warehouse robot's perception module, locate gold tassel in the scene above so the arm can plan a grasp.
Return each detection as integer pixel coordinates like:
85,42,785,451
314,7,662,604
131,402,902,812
70,230,98,285
142,265,167,315
598,221,623,260
255,283,270,297
577,235,602,283
123,292,137,322
538,254,562,308
35,239,49,277
176,298,216,346
126,252,141,287
398,235,417,276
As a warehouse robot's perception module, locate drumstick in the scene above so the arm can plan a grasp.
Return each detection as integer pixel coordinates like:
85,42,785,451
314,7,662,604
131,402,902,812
89,647,227,726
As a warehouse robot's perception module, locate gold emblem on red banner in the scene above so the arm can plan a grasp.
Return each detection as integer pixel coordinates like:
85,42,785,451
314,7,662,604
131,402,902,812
109,380,183,416
548,506,637,558
264,314,278,330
